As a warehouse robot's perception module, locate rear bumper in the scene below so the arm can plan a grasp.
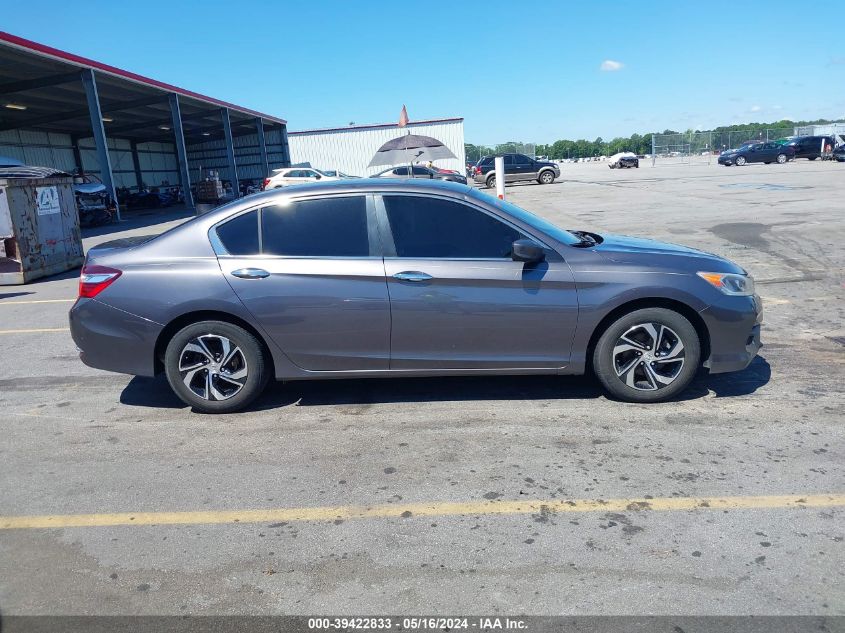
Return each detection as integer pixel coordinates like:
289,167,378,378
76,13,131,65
700,294,763,373
69,298,163,377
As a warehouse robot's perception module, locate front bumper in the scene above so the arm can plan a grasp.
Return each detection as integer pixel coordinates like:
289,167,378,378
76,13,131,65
69,298,163,377
700,294,763,373
718,156,735,165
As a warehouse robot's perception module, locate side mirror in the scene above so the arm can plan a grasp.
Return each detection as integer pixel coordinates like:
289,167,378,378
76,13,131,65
512,239,544,263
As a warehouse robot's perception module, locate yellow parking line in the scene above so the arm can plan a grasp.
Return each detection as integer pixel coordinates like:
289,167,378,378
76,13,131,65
0,327,69,335
0,299,75,305
1,493,841,530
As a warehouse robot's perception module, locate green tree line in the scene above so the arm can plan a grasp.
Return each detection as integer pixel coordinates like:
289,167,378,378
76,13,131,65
466,119,837,162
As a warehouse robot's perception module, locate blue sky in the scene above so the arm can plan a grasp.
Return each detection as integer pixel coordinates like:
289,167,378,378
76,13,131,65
3,0,843,144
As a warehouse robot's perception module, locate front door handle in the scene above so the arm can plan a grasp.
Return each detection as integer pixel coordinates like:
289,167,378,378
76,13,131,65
393,271,432,282
230,267,270,279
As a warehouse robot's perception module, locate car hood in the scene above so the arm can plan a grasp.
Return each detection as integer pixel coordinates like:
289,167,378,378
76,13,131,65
592,233,745,274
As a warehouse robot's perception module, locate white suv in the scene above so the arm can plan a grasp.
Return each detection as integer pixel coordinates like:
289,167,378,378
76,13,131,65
262,168,338,189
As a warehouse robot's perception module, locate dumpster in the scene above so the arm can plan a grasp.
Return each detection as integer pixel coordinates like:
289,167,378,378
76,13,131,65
0,175,84,285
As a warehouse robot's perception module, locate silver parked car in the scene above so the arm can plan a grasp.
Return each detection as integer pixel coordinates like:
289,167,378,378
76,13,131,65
70,180,762,413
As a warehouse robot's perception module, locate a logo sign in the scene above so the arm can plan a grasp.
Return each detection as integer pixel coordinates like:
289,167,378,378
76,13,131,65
36,186,60,216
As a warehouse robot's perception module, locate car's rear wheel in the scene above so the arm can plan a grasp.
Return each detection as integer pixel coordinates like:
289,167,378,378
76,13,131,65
776,153,787,164
592,308,700,403
164,320,269,413
735,156,747,166
486,174,496,189
539,170,555,184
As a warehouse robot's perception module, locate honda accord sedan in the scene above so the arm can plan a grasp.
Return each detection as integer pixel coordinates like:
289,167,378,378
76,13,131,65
70,180,762,413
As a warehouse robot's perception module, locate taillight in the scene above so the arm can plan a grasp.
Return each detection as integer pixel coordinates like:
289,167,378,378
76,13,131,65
79,265,122,299
262,178,271,190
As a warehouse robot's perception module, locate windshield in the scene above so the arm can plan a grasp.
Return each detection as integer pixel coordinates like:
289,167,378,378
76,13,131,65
469,189,582,246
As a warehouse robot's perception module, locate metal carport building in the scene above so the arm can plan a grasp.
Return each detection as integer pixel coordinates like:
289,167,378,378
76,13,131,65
0,32,290,218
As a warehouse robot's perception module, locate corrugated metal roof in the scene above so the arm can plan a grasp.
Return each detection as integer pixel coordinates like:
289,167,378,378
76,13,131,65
290,117,464,136
0,31,286,125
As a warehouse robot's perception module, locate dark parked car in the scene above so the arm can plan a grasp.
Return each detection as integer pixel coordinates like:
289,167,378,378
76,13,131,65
472,154,560,188
777,135,835,160
718,141,794,166
371,165,467,184
833,145,845,162
70,179,761,413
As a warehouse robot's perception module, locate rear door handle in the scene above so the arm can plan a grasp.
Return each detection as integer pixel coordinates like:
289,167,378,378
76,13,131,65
230,267,270,279
393,271,432,282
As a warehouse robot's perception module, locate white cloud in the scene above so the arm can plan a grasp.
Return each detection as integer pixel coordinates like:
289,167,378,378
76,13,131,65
750,105,762,112
600,60,624,72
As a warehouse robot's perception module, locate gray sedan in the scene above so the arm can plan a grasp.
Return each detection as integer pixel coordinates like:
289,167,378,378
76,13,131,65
70,180,761,412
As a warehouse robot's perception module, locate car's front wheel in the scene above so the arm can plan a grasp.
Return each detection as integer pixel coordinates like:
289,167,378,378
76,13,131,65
164,320,269,413
538,170,555,184
592,308,700,403
735,156,747,166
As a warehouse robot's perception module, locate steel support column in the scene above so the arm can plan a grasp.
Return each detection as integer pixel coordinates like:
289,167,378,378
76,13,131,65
255,117,269,178
70,136,83,176
221,108,239,198
130,141,144,191
169,94,195,211
280,123,291,167
80,69,120,220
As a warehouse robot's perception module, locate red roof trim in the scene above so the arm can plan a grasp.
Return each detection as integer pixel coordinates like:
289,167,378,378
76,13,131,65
289,117,464,135
0,31,286,125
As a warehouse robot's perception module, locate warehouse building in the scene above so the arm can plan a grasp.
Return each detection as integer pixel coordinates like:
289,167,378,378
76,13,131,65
288,117,465,177
0,32,290,218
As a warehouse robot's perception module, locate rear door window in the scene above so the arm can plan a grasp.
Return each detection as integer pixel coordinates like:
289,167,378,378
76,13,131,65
261,196,369,257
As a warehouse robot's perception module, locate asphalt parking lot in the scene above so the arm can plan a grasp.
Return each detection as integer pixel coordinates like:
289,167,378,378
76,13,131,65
1,159,843,616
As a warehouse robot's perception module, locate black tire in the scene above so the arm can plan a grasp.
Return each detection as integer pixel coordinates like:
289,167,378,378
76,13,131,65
486,174,496,189
538,170,555,184
164,320,269,413
808,156,817,161
776,153,787,164
592,307,700,403
735,155,747,166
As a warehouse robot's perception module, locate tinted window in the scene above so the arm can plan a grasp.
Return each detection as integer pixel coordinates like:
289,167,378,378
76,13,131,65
514,154,532,165
216,210,259,255
392,167,408,176
261,196,369,257
504,155,515,166
479,157,493,165
384,195,524,258
411,166,431,175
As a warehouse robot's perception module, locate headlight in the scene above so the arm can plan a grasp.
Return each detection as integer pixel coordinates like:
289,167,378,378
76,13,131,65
697,272,755,296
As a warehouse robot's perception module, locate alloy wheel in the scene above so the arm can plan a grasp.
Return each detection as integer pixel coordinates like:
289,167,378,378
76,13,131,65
612,322,685,391
178,334,248,401
541,171,554,183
